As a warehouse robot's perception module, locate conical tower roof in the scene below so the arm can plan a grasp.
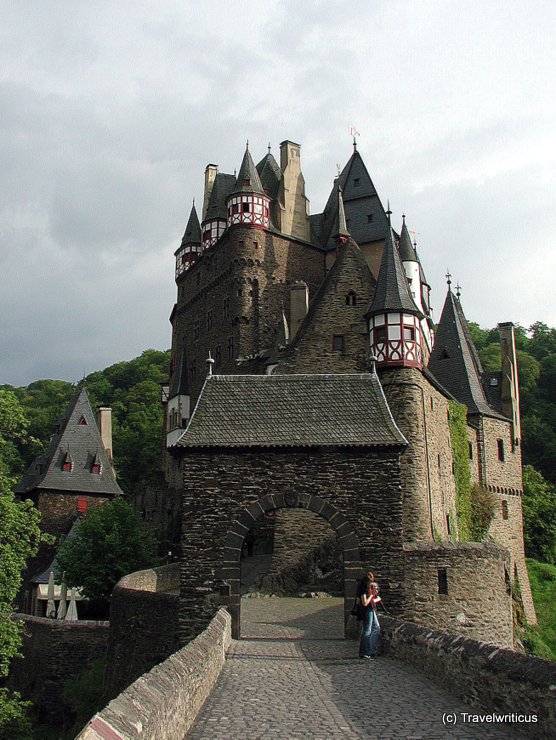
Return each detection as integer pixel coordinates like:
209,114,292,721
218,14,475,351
398,215,418,262
428,289,501,416
368,225,424,318
14,388,122,496
233,144,265,195
180,203,201,249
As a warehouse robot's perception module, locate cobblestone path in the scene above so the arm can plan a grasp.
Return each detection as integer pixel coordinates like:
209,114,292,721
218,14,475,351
187,597,523,739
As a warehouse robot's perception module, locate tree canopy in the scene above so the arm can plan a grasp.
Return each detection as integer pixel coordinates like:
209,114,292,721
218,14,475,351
56,497,160,604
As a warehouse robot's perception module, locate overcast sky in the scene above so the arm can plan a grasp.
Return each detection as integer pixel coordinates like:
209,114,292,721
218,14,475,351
1,0,555,386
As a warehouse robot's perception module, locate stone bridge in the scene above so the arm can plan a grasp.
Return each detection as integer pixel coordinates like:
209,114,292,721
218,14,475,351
78,573,554,739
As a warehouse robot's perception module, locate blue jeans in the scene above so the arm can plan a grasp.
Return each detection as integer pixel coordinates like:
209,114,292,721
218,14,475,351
359,608,380,656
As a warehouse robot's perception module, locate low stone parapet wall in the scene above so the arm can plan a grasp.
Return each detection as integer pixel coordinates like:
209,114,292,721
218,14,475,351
380,615,556,738
77,607,232,740
104,562,180,699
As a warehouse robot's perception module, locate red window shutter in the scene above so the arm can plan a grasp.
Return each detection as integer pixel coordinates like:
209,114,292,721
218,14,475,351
78,497,87,514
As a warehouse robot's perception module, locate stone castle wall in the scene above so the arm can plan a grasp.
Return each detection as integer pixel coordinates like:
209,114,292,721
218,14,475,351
9,615,109,726
104,563,180,700
402,541,514,647
172,228,324,403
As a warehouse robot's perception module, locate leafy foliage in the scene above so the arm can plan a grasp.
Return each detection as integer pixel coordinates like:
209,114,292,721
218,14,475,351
62,658,106,738
522,559,556,660
56,498,160,604
448,401,472,540
0,390,42,737
522,466,556,565
469,483,497,542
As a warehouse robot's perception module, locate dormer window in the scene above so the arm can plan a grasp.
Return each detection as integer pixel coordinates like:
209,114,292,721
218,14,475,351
353,178,360,187
62,452,73,472
78,496,87,514
367,214,373,223
78,416,88,426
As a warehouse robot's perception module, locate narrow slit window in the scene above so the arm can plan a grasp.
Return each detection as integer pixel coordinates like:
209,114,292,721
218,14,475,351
438,568,448,595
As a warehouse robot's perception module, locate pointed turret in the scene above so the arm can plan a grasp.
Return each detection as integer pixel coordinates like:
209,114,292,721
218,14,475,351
175,203,202,279
398,216,434,353
166,346,191,447
227,143,270,230
368,220,424,369
399,215,418,262
332,187,350,244
428,287,497,416
201,173,235,250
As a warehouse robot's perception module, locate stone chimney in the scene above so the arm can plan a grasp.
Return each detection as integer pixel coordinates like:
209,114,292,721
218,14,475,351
202,164,218,220
97,407,113,461
277,141,310,241
498,322,521,445
289,282,309,339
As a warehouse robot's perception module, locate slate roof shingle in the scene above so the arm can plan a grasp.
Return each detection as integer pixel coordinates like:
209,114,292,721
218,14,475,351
176,373,407,448
368,228,424,318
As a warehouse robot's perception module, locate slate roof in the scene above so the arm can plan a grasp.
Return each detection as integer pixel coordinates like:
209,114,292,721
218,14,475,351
256,151,282,200
398,217,418,262
368,227,424,318
169,346,190,398
311,149,390,250
14,388,122,496
178,203,201,250
32,518,81,584
233,146,266,195
427,290,505,418
176,373,407,448
204,173,236,221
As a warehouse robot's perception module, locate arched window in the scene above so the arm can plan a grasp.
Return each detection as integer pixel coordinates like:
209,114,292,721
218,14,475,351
345,290,357,306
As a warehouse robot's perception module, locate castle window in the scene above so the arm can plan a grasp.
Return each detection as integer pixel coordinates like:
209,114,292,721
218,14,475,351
223,297,229,319
430,397,434,410
374,326,387,342
78,416,88,426
207,311,213,331
353,178,360,187
345,291,357,306
242,202,250,213
193,320,200,341
253,241,258,249
62,451,73,472
239,240,244,248
228,336,234,359
438,568,448,595
91,462,101,474
367,214,373,223
497,439,505,462
403,326,415,341
446,514,451,536
502,500,509,520
332,335,345,352
469,442,473,460
78,497,87,514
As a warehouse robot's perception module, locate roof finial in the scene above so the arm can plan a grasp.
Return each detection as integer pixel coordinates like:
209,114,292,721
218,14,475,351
268,142,271,153
192,197,195,206
455,282,462,299
336,163,341,178
402,213,406,223
246,139,249,150
349,124,360,151
386,200,392,225
206,351,215,377
369,352,377,374
446,269,452,288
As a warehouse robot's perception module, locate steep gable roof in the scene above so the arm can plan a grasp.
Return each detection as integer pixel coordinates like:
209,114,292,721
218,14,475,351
368,227,424,318
428,290,504,417
176,374,407,448
312,149,390,250
204,173,236,221
398,216,418,262
256,151,282,200
15,388,122,496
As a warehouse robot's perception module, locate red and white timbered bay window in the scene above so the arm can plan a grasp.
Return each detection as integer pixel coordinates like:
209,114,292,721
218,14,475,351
202,219,226,250
370,312,423,368
227,194,270,229
175,244,202,278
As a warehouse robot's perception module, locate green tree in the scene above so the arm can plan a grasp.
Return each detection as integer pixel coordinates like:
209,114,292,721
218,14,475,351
522,465,556,565
0,389,42,738
56,498,160,605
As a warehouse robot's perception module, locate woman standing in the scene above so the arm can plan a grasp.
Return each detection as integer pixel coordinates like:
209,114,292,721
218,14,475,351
358,572,380,659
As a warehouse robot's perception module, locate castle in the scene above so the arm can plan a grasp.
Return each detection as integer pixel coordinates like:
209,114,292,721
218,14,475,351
163,138,536,647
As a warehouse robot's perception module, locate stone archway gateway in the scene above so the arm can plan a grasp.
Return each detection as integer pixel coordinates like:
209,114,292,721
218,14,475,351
175,374,408,646
221,492,361,639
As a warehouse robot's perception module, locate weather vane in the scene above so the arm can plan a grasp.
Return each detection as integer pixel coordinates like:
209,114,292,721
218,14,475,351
348,124,360,150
